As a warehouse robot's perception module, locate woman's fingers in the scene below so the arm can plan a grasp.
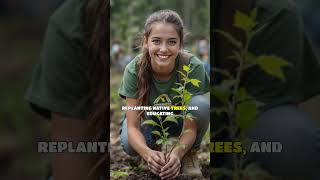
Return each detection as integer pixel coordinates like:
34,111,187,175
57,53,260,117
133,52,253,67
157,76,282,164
151,152,165,166
156,151,166,165
148,163,160,175
160,156,181,179
148,157,162,171
168,169,180,180
161,156,176,172
161,161,180,179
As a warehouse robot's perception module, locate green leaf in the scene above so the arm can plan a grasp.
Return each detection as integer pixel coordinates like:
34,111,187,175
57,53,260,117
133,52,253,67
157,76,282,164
236,87,247,102
214,29,242,49
235,101,257,130
154,115,161,121
163,115,178,124
250,8,258,20
210,80,235,104
244,52,257,65
256,55,292,81
163,127,170,132
156,139,163,145
183,90,192,104
111,170,129,177
173,95,182,99
183,65,191,72
190,79,201,87
177,70,187,78
234,10,257,31
171,86,183,93
152,130,162,137
142,120,161,128
186,113,196,121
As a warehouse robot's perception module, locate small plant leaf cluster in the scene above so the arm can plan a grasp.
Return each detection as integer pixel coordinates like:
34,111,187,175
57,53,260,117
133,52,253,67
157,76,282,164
142,64,200,157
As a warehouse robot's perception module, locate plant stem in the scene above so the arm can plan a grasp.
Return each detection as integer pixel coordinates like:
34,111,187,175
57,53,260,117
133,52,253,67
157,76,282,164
229,30,253,179
167,71,189,157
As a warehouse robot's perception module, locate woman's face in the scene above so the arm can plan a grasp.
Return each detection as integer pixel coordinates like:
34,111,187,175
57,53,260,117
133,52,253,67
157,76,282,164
144,22,181,72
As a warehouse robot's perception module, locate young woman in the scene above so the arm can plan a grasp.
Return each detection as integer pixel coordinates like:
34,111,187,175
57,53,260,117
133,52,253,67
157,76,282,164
26,0,108,179
118,10,210,179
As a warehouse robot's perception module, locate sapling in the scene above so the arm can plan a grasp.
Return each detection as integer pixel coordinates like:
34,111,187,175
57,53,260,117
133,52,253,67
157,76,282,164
142,64,201,162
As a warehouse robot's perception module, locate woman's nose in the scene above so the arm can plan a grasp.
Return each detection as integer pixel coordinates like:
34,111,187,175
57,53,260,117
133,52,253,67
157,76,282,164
159,43,168,52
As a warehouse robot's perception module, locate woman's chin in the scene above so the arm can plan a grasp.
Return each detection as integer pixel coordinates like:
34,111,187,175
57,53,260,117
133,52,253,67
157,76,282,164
155,59,171,67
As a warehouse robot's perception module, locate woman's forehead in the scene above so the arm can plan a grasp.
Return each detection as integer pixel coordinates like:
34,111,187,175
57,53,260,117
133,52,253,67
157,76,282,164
148,23,180,39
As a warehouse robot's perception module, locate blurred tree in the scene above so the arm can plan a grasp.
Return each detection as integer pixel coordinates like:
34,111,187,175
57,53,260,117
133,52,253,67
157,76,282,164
110,0,210,54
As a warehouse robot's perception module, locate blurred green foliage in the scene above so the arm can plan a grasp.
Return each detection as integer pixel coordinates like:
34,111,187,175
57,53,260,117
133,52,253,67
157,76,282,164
110,0,210,54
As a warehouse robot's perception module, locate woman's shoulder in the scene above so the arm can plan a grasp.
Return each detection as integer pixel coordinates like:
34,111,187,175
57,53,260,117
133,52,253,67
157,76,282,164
49,0,87,43
189,55,205,68
124,54,141,74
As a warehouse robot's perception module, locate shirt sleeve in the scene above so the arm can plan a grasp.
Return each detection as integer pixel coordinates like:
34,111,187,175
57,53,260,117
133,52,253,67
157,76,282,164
118,61,139,99
25,19,88,119
187,57,210,96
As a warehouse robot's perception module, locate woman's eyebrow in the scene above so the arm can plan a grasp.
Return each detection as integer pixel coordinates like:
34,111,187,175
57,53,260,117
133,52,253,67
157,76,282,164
150,37,178,40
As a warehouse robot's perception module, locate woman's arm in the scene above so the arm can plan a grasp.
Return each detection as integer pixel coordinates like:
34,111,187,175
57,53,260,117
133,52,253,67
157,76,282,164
126,98,165,175
51,113,103,180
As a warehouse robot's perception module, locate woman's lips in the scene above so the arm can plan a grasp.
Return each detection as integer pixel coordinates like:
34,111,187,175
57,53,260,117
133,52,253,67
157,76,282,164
157,54,171,61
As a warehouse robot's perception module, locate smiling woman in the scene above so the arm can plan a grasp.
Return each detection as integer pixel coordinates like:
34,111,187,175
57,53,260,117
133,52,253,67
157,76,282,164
145,22,181,81
118,9,210,179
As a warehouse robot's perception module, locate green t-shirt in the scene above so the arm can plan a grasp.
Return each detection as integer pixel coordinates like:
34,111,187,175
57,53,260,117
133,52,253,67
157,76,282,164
118,54,210,106
215,0,320,109
25,0,89,119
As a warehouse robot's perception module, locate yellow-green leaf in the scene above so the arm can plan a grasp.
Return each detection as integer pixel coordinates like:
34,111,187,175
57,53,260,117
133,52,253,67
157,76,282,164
152,130,162,137
156,139,163,145
190,79,201,87
235,101,257,130
186,113,195,121
163,115,178,124
111,170,129,177
183,65,191,72
183,90,192,104
142,120,161,127
172,86,183,93
234,10,257,31
256,55,292,81
250,8,258,20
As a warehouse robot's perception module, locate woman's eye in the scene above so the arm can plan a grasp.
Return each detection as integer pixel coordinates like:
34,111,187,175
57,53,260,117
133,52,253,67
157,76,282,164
168,41,176,45
152,40,160,44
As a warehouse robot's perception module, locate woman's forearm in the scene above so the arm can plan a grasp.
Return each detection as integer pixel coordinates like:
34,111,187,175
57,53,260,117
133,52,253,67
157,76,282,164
128,126,151,160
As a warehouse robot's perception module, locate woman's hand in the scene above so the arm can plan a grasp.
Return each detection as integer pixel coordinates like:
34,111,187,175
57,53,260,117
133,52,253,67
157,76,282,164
159,152,181,179
145,149,166,175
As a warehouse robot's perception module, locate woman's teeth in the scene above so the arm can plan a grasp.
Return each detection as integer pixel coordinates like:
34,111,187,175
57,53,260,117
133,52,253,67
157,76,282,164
158,55,169,59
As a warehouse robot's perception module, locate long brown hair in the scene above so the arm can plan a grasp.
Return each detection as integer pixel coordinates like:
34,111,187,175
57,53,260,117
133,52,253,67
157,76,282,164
137,9,186,118
85,0,109,141
84,0,109,176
